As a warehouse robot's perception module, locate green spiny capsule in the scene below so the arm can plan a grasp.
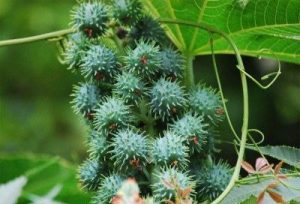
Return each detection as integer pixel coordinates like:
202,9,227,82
196,161,232,201
81,45,118,81
88,130,108,159
70,82,101,119
188,85,225,125
159,48,184,79
113,72,146,104
149,78,187,121
150,131,189,169
109,128,149,171
170,112,208,153
129,16,166,43
124,40,161,79
152,168,195,201
94,97,134,133
78,159,103,192
92,174,124,204
112,0,142,25
64,33,90,71
71,2,109,38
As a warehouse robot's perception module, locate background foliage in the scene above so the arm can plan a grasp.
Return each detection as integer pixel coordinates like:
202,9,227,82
0,0,299,203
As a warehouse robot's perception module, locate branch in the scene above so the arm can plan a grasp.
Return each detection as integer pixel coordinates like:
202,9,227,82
0,28,74,47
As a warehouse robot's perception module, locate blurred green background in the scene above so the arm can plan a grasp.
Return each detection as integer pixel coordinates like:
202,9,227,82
0,0,299,170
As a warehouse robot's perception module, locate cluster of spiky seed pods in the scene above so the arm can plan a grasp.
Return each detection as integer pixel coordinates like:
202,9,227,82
64,0,232,203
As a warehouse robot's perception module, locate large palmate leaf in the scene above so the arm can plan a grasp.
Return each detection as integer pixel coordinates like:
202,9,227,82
143,0,300,64
248,145,300,169
221,177,300,204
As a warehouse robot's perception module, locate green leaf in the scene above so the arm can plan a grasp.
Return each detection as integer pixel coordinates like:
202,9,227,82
221,177,300,204
0,154,90,204
241,196,257,204
248,145,300,168
143,0,300,64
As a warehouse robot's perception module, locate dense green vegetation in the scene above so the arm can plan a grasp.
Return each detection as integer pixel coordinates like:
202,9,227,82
0,0,299,203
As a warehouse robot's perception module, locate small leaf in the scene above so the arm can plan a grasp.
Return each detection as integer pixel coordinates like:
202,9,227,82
257,191,265,204
274,161,284,174
256,158,268,171
241,161,255,174
259,164,273,174
267,182,279,189
267,190,284,203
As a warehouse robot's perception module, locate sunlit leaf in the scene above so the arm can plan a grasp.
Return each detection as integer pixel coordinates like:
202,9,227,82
143,0,300,64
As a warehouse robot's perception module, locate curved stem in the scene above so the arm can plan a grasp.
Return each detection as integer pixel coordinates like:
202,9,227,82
210,38,240,142
158,19,249,204
235,62,281,90
212,32,249,204
0,28,74,47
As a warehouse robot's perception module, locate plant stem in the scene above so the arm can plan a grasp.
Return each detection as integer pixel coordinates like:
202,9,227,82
110,32,126,56
0,29,74,47
25,156,59,178
136,99,156,137
184,54,195,88
211,32,249,204
210,38,240,142
158,19,249,204
236,172,300,184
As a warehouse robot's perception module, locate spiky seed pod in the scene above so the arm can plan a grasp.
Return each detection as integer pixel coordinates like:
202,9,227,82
64,33,90,71
150,132,189,169
159,48,184,79
109,128,149,171
94,97,134,133
149,78,187,121
196,161,231,201
129,16,166,43
88,130,108,159
81,45,118,81
71,2,109,38
124,40,161,79
170,113,208,153
78,159,103,191
152,168,195,201
188,85,225,125
112,0,142,25
113,72,146,104
92,174,124,204
70,82,101,119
